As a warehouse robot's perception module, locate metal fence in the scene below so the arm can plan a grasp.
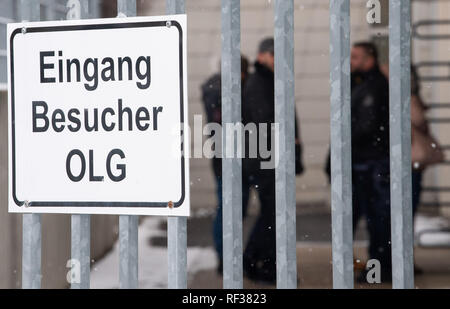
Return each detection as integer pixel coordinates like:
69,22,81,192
15,0,414,289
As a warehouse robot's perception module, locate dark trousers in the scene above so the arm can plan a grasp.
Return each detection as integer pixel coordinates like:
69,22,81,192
212,170,276,276
353,160,392,271
212,176,250,259
243,170,276,276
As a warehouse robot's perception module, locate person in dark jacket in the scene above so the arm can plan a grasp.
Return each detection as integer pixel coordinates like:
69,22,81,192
241,38,303,283
201,56,249,274
349,42,392,283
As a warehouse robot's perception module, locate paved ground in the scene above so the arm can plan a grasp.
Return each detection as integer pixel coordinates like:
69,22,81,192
190,245,450,289
91,200,450,289
155,202,450,289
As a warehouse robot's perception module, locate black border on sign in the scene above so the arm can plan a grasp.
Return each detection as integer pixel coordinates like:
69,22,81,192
10,20,186,208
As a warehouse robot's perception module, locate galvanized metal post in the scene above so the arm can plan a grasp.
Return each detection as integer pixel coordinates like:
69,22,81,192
221,0,243,289
117,0,136,18
90,0,100,18
66,0,91,289
119,215,138,289
20,0,41,290
167,216,187,289
274,0,297,289
20,0,40,22
389,0,414,289
166,0,184,15
70,214,90,289
117,0,139,289
166,0,188,290
329,0,353,289
22,214,41,289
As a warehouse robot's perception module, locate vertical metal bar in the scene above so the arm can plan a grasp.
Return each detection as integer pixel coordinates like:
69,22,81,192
389,0,414,289
117,0,139,289
22,214,41,289
221,0,243,289
19,0,40,22
46,1,54,21
119,215,138,289
329,0,353,289
20,0,41,290
274,0,297,289
167,217,187,289
166,0,185,15
91,0,100,18
166,0,187,290
117,0,136,17
66,0,90,290
71,215,90,289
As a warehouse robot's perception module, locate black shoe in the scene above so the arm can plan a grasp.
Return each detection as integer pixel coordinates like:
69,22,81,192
243,262,276,285
356,269,369,284
414,264,424,275
244,268,276,285
380,270,392,283
356,269,392,284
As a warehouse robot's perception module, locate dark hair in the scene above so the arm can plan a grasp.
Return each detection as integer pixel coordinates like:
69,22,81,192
353,41,379,63
258,37,274,54
218,55,249,75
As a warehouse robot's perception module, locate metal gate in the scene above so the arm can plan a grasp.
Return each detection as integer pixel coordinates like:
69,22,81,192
15,0,414,289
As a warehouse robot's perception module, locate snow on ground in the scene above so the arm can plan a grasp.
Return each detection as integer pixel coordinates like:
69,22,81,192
90,216,217,289
415,214,450,247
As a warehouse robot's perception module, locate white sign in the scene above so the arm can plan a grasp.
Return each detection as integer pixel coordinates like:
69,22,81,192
7,15,190,216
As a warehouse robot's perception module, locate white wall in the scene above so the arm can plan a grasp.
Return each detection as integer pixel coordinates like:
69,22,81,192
412,0,450,214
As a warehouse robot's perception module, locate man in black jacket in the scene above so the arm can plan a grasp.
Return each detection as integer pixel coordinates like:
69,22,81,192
201,56,249,274
350,42,392,282
242,38,302,283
